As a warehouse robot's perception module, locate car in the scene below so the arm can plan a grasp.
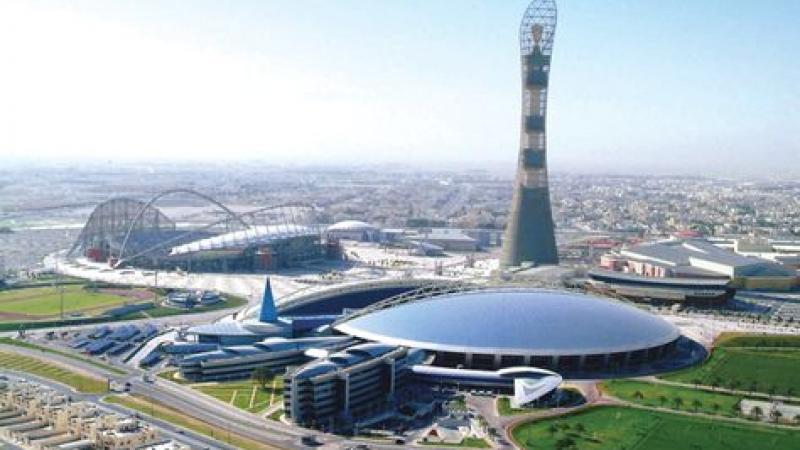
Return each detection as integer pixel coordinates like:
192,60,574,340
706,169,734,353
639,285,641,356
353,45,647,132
301,435,320,446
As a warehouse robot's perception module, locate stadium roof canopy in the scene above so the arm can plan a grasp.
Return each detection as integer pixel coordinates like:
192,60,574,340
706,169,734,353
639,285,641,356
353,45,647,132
326,220,377,232
169,224,318,256
335,289,680,356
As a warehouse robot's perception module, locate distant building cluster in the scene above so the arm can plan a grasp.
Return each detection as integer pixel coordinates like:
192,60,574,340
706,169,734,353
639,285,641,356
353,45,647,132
0,377,176,450
600,239,798,290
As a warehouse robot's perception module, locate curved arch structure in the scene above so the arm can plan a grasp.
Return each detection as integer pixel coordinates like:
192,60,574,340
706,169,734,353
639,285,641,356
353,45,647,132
116,188,250,262
68,197,175,258
501,0,559,267
70,191,325,272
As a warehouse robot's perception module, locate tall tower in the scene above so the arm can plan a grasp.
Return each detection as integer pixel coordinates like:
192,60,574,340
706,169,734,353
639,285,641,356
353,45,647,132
501,0,559,267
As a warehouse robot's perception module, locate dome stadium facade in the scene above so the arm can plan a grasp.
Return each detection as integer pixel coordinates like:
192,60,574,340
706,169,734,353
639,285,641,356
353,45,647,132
335,289,681,372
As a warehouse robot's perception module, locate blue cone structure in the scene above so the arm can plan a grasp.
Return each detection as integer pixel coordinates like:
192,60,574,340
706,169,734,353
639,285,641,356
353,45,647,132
259,278,278,323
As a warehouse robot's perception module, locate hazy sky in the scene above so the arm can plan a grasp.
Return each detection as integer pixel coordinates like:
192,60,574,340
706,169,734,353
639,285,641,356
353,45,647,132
1,0,798,175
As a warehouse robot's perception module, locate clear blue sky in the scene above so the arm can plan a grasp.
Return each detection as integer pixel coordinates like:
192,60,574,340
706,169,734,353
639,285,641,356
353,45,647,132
1,0,798,176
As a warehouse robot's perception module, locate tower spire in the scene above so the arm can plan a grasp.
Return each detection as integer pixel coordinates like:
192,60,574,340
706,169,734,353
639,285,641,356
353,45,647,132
501,0,559,267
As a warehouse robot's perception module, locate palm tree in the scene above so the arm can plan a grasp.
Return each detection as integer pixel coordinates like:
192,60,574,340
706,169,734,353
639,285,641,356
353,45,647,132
692,399,702,413
672,397,683,410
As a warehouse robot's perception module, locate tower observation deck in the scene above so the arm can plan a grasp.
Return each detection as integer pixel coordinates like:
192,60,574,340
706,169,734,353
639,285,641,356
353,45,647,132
501,0,559,267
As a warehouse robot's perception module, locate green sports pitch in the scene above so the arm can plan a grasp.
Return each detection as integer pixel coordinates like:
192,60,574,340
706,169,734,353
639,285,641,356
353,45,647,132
660,333,800,397
0,284,149,321
512,406,800,450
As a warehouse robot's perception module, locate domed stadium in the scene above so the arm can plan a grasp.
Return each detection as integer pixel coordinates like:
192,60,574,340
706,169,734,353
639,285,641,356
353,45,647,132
334,288,681,372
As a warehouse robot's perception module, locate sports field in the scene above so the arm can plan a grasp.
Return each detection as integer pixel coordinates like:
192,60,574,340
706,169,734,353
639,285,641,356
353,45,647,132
194,377,284,413
660,334,800,396
601,379,741,416
0,351,107,393
511,406,800,450
0,284,139,321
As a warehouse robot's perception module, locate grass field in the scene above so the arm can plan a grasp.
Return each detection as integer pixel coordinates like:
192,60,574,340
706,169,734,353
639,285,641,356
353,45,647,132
0,351,107,393
511,406,800,450
0,284,136,320
125,295,247,319
0,284,246,326
0,337,126,375
498,397,542,416
601,379,742,417
660,334,800,397
715,333,800,348
194,377,284,413
420,437,491,448
105,394,281,450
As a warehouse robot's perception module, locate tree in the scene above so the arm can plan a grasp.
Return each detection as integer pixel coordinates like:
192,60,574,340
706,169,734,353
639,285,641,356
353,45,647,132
658,395,668,408
548,424,559,436
692,399,702,413
634,390,644,400
575,423,586,434
768,385,777,398
251,367,273,390
672,397,684,410
554,437,576,450
712,403,720,415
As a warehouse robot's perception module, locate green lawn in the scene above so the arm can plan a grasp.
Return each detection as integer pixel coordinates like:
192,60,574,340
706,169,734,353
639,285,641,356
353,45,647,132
120,295,248,320
512,406,800,450
497,389,584,416
601,379,742,417
498,397,542,416
0,351,107,393
420,437,491,448
0,284,134,319
660,334,800,397
716,333,800,349
194,377,284,413
0,337,126,375
105,394,281,450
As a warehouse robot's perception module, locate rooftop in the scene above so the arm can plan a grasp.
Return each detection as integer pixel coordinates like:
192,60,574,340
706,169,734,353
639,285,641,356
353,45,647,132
335,289,680,356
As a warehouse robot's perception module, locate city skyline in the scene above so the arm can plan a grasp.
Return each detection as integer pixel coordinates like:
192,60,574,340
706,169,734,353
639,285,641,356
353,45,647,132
1,0,798,176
